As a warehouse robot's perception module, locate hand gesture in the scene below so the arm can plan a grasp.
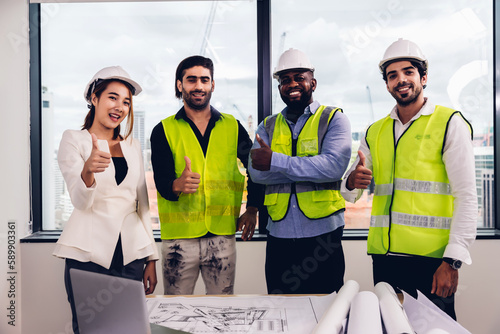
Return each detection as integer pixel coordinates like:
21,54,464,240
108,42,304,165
172,156,201,194
81,133,111,187
346,150,372,190
250,134,272,171
237,207,258,241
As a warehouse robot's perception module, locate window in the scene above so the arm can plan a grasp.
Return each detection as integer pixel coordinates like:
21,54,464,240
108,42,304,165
37,1,258,231
30,0,498,237
271,0,493,229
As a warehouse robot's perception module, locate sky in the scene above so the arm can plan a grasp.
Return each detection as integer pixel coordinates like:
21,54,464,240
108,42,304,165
40,0,493,148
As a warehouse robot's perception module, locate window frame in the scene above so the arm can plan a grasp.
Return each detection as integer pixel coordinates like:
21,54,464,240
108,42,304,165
23,0,500,243
26,0,272,242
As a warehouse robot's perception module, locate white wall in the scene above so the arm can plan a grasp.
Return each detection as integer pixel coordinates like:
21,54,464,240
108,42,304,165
1,0,31,333
2,0,500,333
20,241,267,334
20,240,500,334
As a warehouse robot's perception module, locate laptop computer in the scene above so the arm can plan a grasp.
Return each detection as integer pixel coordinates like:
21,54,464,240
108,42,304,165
70,268,188,334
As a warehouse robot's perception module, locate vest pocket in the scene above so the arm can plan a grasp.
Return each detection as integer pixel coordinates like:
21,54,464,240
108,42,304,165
274,134,291,145
299,137,318,156
312,189,334,202
273,134,291,153
264,192,278,206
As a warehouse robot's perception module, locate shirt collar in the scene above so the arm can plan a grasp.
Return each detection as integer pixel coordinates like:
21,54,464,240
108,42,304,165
389,97,435,122
175,106,222,122
282,100,320,119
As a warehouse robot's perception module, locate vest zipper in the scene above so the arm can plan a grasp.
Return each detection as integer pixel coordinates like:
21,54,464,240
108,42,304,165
386,119,414,255
288,114,311,195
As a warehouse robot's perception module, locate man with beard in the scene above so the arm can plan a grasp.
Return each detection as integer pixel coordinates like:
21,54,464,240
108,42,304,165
341,38,477,319
150,55,263,295
249,48,352,294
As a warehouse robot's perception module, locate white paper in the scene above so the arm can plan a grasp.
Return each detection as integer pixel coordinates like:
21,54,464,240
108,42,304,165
401,290,471,334
312,280,360,334
346,291,382,334
425,329,451,334
147,294,335,334
374,282,414,334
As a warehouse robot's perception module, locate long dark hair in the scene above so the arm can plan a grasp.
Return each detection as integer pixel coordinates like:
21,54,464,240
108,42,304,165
82,79,134,140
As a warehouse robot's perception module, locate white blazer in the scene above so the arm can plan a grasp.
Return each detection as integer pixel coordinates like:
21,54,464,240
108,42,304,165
53,129,159,269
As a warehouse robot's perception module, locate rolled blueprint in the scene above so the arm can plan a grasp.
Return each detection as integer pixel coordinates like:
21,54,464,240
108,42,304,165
346,291,383,334
374,282,414,334
312,280,360,334
425,329,451,334
402,290,471,334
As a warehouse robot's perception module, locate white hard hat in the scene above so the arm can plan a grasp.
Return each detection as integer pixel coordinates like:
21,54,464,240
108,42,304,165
273,48,315,80
84,66,142,103
379,38,428,73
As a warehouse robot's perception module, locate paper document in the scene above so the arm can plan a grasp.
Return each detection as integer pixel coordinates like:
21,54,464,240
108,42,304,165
402,290,471,334
147,294,335,334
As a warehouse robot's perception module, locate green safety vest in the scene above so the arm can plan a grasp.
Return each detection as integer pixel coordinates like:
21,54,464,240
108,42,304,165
263,105,345,221
366,105,472,258
157,113,245,239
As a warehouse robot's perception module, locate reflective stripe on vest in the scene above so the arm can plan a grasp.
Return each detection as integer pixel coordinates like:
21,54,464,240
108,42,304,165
263,105,346,221
370,213,452,229
374,178,452,196
366,105,472,258
157,113,245,239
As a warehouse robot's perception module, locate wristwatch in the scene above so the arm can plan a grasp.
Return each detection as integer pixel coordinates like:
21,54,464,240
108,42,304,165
443,257,462,270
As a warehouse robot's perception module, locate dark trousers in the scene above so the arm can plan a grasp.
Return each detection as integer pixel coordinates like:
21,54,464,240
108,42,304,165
372,254,456,320
64,237,146,334
265,227,345,294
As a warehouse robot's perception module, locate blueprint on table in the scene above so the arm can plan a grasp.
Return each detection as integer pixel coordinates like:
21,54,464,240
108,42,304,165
146,294,336,334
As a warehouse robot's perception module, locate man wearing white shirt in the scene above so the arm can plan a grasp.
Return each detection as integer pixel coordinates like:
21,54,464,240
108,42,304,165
341,38,477,319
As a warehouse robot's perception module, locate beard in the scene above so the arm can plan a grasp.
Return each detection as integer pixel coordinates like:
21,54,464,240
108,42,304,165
182,88,212,111
280,87,314,112
389,82,423,107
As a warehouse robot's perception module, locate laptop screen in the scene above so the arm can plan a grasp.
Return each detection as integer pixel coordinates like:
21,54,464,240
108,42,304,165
70,268,152,334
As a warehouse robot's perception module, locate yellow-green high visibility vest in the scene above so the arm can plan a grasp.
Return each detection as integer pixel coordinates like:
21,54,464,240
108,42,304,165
366,105,472,258
157,113,245,239
263,106,345,221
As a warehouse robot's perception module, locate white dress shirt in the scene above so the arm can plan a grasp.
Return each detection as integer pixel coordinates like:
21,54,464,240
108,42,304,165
341,100,477,264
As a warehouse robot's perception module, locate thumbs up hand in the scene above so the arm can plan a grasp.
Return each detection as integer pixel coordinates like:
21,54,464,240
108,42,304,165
250,134,273,171
346,150,372,190
81,133,112,187
172,156,201,195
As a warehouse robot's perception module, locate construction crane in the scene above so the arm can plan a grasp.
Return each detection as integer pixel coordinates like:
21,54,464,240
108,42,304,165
200,2,218,57
272,32,287,112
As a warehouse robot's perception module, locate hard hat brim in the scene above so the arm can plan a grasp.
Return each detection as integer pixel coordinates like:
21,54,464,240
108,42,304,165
84,76,142,104
273,67,315,80
84,66,143,104
379,57,428,73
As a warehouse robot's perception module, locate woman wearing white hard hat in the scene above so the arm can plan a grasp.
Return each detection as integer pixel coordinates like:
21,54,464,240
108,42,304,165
53,66,159,333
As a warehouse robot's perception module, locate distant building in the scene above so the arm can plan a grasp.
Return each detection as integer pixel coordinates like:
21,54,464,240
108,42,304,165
133,110,146,152
474,146,494,228
53,158,66,229
42,86,56,230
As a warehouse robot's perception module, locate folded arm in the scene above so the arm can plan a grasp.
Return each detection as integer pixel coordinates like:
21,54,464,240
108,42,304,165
249,112,352,185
